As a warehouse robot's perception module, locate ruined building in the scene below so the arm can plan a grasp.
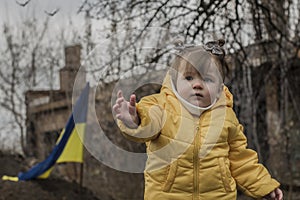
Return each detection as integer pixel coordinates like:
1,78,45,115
25,44,85,159
24,44,145,199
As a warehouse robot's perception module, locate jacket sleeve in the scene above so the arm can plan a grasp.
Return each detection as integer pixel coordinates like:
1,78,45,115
117,94,166,143
228,115,280,198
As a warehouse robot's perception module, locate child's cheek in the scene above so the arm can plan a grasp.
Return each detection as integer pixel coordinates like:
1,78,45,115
207,84,219,100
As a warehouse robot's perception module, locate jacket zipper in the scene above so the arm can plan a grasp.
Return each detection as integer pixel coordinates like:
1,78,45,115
193,126,200,200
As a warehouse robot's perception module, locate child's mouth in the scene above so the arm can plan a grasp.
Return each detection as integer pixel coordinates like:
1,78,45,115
194,93,203,97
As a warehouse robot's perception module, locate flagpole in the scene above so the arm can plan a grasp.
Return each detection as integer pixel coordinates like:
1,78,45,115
79,162,84,188
79,114,86,190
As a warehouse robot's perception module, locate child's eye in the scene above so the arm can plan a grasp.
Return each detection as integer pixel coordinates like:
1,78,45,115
185,76,193,81
204,77,214,83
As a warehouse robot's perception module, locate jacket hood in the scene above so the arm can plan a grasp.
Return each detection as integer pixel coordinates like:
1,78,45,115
160,71,234,109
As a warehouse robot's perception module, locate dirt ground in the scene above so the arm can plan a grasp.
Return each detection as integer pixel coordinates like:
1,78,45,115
0,152,101,200
1,151,298,200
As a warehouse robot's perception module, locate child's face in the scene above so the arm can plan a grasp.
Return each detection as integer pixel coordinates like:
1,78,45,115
176,62,222,107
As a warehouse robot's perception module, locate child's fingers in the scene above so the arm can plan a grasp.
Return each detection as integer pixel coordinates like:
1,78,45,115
266,188,283,200
275,188,283,200
112,104,120,113
115,97,124,105
117,90,123,98
129,94,136,115
116,90,124,104
129,94,136,106
270,191,275,198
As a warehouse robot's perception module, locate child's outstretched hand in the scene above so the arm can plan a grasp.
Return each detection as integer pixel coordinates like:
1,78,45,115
263,188,283,200
113,90,140,129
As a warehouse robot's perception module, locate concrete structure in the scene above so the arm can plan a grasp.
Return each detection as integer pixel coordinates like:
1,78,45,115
25,44,85,159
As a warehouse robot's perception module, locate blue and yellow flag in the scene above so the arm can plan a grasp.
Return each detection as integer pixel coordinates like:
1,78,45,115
2,83,89,182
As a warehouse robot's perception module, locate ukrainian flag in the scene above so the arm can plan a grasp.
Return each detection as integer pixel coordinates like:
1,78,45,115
2,83,89,181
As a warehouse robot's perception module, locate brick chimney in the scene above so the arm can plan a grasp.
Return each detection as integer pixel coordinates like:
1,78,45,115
59,44,86,92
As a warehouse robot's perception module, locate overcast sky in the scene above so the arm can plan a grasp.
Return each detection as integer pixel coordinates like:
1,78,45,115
0,0,85,29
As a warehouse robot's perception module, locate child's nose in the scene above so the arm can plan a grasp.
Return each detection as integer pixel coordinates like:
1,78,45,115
192,80,204,89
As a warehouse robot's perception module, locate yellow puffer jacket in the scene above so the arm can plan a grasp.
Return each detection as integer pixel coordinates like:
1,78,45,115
118,72,280,200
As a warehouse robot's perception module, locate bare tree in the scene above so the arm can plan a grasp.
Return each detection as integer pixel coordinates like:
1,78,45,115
0,17,66,154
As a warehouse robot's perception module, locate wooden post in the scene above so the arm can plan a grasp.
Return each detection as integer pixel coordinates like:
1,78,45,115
79,162,84,188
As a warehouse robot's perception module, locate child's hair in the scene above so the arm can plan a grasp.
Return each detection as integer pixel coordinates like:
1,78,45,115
170,39,228,85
